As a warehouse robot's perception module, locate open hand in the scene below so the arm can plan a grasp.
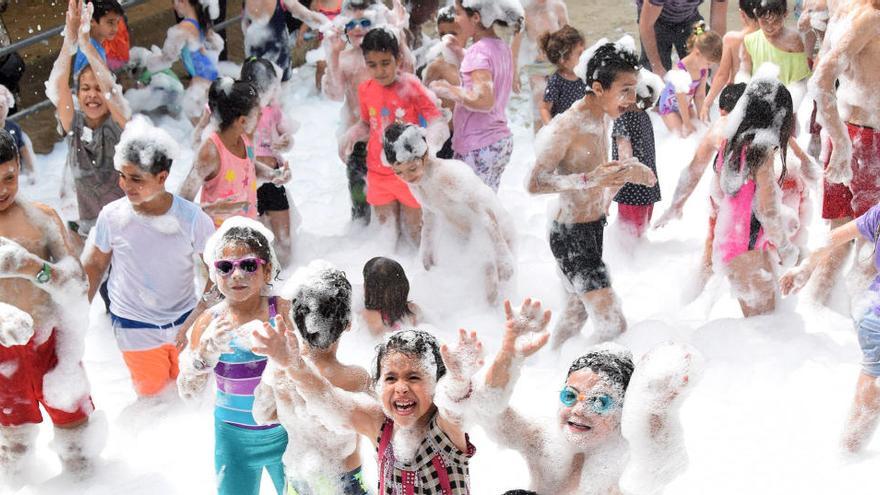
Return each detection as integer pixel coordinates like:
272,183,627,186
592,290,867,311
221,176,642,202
779,264,812,296
623,161,657,187
202,317,236,357
502,298,551,358
77,0,93,47
441,329,485,382
251,316,303,369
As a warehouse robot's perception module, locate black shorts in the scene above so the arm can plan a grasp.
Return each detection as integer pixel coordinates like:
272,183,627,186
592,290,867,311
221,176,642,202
549,218,611,293
437,135,454,160
257,183,290,215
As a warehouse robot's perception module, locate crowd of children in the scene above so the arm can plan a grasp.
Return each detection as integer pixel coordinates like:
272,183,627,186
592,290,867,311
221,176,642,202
2,0,880,492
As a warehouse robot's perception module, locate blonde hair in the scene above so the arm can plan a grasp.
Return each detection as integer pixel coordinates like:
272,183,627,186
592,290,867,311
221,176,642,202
686,21,723,63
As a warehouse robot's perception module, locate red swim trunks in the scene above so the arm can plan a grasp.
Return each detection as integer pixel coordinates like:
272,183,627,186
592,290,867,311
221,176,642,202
822,123,880,220
366,171,421,208
0,329,94,427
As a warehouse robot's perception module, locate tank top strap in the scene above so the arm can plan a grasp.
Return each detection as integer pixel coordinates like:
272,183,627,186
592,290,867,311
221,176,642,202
182,17,206,40
676,60,687,71
268,296,278,319
377,418,395,495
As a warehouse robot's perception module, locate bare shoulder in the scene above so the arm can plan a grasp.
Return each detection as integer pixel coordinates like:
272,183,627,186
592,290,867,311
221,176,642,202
338,363,372,393
28,202,66,235
723,30,745,45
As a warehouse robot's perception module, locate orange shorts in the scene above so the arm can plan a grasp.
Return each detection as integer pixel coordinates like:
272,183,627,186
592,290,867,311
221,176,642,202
0,329,93,427
121,344,180,397
366,171,421,208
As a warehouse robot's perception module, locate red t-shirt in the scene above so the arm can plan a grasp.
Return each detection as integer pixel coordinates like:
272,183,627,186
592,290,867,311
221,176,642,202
358,73,441,176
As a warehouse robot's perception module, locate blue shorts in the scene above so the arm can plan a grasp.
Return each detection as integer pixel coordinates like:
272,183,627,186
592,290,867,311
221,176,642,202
858,310,880,377
215,419,288,495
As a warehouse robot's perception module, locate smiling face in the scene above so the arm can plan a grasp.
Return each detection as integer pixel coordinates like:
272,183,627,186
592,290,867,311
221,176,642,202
557,368,623,450
758,12,786,38
0,159,19,212
379,351,436,428
365,50,399,86
390,156,426,184
118,163,167,206
214,243,271,303
76,68,110,122
592,70,638,119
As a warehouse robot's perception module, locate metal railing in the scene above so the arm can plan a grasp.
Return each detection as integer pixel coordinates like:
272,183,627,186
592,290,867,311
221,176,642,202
6,1,242,122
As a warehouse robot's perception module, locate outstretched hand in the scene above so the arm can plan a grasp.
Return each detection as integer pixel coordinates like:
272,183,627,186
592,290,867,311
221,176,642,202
440,329,485,382
502,298,551,358
64,0,81,44
779,264,812,296
653,206,683,229
77,0,93,47
251,316,303,369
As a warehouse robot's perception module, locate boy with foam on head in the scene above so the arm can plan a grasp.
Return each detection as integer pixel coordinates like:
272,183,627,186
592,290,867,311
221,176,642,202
82,117,216,399
252,260,373,494
383,122,515,304
526,36,656,350
0,129,101,481
342,27,447,246
0,84,34,179
72,0,123,75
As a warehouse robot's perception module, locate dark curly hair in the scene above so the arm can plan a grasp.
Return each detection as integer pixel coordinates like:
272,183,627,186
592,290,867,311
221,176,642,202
567,349,635,392
290,268,353,350
373,329,446,383
539,25,585,66
208,78,259,131
584,42,640,90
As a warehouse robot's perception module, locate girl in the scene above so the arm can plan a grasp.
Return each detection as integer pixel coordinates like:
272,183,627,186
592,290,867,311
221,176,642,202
538,25,586,125
712,76,798,317
131,0,222,119
243,0,292,82
252,324,484,495
362,256,422,335
179,77,286,228
657,21,722,138
49,0,128,240
430,0,524,192
177,217,289,495
240,58,295,266
780,205,880,454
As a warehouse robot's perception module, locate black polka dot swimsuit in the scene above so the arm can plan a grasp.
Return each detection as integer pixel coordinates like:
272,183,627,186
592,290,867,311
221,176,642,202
544,72,588,118
612,110,661,205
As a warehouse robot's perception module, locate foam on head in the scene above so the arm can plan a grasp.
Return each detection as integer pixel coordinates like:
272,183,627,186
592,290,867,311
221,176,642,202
203,216,280,283
575,35,639,91
383,123,428,165
0,84,13,121
199,0,220,20
283,260,353,350
373,329,446,383
113,115,179,175
567,342,635,398
461,0,525,30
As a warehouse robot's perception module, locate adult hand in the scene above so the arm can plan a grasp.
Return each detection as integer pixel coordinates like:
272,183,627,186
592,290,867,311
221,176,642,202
502,298,551,358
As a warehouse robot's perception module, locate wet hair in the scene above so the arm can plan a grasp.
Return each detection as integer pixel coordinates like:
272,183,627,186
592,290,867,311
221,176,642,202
373,329,446,382
719,79,794,195
0,129,19,165
382,122,428,165
87,0,124,21
120,138,173,175
343,0,376,11
361,28,400,59
208,78,259,131
539,25,585,67
719,83,747,113
567,350,635,392
240,57,278,99
585,42,640,89
754,0,787,18
739,0,761,20
458,0,524,33
363,256,415,327
220,226,273,267
686,21,723,63
290,268,353,350
185,0,214,31
437,5,456,25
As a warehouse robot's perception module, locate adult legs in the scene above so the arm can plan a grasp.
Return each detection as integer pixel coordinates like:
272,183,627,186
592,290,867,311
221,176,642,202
0,424,38,479
550,293,589,350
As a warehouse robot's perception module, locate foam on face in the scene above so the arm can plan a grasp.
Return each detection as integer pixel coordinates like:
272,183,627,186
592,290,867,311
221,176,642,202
461,0,525,29
388,125,428,165
113,115,180,172
281,259,348,347
203,216,280,283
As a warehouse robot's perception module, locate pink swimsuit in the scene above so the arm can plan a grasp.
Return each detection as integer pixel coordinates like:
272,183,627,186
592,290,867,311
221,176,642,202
713,141,769,265
201,133,258,226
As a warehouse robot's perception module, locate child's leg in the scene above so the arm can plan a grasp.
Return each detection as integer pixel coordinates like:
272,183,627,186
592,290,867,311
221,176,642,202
661,112,683,134
810,218,854,305
0,424,38,477
266,209,292,266
215,421,288,495
530,73,548,134
727,250,777,317
582,287,627,342
550,293,589,350
399,204,423,249
50,414,106,476
455,136,514,192
843,312,880,452
346,143,371,224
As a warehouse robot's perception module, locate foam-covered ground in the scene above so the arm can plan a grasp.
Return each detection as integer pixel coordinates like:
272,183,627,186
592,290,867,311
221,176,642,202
11,66,878,494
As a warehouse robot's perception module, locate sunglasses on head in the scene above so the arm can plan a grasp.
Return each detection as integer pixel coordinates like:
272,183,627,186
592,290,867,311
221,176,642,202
345,18,372,32
559,386,616,415
214,257,266,276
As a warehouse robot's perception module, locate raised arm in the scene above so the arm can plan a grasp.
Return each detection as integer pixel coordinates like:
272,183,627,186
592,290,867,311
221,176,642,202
49,0,80,133
322,32,348,101
639,2,667,77
179,139,220,201
78,1,129,127
281,0,332,31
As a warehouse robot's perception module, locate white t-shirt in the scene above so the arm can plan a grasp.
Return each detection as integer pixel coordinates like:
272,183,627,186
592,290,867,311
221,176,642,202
94,195,215,325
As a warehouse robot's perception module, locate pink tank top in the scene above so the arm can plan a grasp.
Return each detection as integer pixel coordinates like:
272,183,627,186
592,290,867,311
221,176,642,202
713,141,768,265
254,104,282,159
201,133,258,226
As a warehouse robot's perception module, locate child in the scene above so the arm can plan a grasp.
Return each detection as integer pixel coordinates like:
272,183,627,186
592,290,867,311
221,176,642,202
526,37,656,349
712,75,798,316
101,14,130,72
243,0,292,82
430,0,524,192
179,77,287,228
539,25,586,125
461,299,698,494
657,21,722,137
421,6,463,159
0,84,34,178
700,0,760,121
511,0,569,132
241,58,295,266
82,118,215,398
48,0,128,238
742,0,811,89
383,122,516,304
73,0,123,75
362,256,422,335
177,217,288,495
252,323,483,495
130,0,223,119
780,204,880,454
612,69,664,237
0,129,100,478
252,262,372,494
342,28,447,246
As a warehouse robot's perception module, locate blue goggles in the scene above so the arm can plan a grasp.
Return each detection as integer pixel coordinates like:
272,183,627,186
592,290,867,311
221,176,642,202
559,386,616,415
345,18,372,32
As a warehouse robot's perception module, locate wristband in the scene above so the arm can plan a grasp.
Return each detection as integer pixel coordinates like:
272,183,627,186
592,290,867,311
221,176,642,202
35,262,52,284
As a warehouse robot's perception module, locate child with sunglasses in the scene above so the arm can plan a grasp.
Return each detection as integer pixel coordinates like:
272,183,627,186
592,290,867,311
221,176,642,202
83,118,216,398
460,299,698,494
177,216,289,495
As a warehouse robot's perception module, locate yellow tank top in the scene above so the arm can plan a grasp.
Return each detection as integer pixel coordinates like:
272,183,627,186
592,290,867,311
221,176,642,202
743,30,811,86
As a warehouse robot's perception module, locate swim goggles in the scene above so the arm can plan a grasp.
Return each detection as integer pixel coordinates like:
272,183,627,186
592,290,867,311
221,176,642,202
345,18,372,32
214,257,266,276
559,386,616,415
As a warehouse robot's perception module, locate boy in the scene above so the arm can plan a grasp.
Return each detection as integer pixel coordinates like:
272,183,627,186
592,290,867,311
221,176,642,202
0,129,99,479
50,0,129,240
511,0,569,133
342,28,447,246
383,122,515,304
82,118,216,398
526,37,655,349
73,0,123,75
252,262,372,494
0,84,34,179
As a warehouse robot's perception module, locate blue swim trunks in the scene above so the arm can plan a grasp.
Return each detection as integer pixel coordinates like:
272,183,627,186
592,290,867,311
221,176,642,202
858,310,880,377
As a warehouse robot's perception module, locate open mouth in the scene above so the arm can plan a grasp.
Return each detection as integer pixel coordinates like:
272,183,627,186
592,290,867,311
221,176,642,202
393,399,417,415
567,419,592,432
